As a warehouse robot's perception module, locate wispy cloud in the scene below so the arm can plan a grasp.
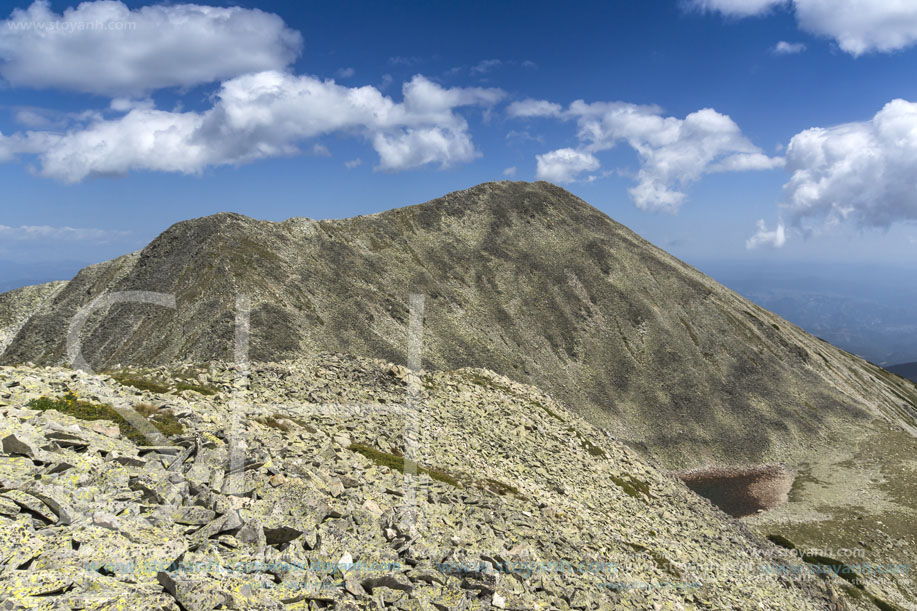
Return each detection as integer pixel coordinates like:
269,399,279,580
388,56,423,66
449,59,538,78
471,59,502,74
0,225,130,242
505,130,544,145
773,41,806,54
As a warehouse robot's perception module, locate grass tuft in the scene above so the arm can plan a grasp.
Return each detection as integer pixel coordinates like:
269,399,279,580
766,534,797,550
567,426,607,458
174,381,218,396
478,477,520,496
348,443,459,487
135,403,185,437
107,372,218,397
256,416,293,432
347,443,520,497
108,373,169,394
610,473,651,500
532,400,564,422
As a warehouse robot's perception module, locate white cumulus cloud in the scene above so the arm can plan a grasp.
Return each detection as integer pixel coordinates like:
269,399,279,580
6,72,504,181
373,127,476,172
746,220,787,249
535,148,599,183
794,0,917,55
782,98,917,228
695,0,917,55
516,99,782,211
0,1,302,96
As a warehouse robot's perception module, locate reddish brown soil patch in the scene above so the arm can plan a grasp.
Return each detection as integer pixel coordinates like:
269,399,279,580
676,465,794,518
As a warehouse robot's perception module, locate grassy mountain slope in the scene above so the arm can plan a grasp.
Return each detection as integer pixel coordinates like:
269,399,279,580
2,181,914,470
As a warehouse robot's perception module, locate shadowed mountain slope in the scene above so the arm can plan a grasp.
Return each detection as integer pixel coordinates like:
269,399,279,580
2,181,916,471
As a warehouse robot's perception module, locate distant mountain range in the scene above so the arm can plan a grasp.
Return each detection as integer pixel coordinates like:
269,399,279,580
889,362,917,383
0,259,89,293
701,260,917,366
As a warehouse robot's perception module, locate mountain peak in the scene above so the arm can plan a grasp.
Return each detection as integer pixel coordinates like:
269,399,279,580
2,181,915,471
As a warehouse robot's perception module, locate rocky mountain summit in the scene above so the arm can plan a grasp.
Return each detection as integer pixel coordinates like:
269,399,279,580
2,181,915,472
0,355,846,610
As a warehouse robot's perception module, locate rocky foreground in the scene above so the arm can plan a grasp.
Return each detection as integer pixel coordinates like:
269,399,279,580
0,355,846,610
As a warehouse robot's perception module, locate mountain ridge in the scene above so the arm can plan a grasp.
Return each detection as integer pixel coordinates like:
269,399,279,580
2,180,915,469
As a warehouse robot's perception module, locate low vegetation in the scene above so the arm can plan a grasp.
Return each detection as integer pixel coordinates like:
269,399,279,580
348,443,459,487
347,443,519,496
255,416,294,432
26,392,183,444
609,473,651,500
107,371,218,397
107,372,169,394
174,381,218,396
532,399,564,422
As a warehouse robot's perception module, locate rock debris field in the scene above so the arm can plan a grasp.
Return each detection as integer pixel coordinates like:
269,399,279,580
0,354,846,610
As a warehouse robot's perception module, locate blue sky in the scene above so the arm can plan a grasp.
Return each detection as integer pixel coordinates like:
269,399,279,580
1,1,916,328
